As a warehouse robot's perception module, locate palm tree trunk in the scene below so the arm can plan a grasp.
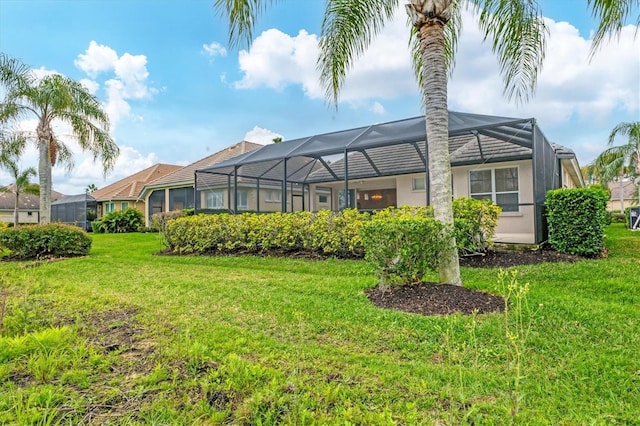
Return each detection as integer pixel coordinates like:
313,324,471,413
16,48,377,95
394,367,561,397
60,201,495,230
38,139,51,225
418,20,461,286
13,190,19,227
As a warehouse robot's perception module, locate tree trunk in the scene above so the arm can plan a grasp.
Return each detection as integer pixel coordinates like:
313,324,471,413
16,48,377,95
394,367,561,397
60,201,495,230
417,20,461,285
13,190,19,227
37,121,52,225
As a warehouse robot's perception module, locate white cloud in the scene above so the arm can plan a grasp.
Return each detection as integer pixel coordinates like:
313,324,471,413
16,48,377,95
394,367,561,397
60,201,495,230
74,41,156,130
370,102,386,114
202,42,227,60
243,126,283,145
232,7,638,140
79,78,99,95
74,41,118,78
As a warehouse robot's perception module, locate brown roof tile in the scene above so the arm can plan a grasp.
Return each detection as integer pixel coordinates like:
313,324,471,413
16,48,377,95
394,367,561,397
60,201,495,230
143,141,263,190
91,163,182,201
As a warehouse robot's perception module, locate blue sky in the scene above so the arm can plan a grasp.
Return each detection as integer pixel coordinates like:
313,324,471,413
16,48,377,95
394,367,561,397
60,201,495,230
1,0,638,194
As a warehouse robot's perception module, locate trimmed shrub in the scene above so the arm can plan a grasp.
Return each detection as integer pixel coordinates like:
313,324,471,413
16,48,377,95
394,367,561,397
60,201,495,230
546,187,609,256
162,199,501,259
0,223,92,259
360,217,448,286
452,197,501,254
94,209,144,233
0,222,9,232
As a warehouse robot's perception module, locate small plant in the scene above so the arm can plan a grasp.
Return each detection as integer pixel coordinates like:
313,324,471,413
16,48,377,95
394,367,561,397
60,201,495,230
93,208,144,233
360,216,448,287
499,269,538,421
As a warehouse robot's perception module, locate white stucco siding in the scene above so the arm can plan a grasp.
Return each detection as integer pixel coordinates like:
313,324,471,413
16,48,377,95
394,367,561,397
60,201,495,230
451,160,535,242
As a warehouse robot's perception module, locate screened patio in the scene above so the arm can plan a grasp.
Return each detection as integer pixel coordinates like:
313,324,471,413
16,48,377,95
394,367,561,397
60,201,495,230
51,193,97,231
195,111,576,243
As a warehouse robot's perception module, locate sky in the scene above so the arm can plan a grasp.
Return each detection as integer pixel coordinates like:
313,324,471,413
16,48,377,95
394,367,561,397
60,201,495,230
0,0,638,195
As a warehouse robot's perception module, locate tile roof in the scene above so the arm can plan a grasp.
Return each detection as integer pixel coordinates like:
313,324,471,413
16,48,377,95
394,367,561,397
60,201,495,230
91,163,182,201
143,141,263,189
0,185,65,210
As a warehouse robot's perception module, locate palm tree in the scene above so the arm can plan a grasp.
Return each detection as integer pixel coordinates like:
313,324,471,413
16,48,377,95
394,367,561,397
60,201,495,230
0,55,119,224
85,183,98,194
0,132,39,227
214,0,638,285
594,121,640,209
0,162,39,227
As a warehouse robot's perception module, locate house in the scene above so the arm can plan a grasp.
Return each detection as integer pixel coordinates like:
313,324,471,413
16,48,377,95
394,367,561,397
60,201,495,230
196,111,584,245
138,141,263,227
608,180,639,212
90,163,182,218
0,185,64,224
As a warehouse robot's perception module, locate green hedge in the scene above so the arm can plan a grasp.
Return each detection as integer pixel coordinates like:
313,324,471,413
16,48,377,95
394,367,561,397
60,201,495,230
546,187,609,256
0,223,92,259
360,217,448,286
163,209,369,257
93,209,144,233
162,198,501,259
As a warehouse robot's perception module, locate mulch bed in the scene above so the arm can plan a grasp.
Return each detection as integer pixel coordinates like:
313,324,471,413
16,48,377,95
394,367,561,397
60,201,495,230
366,248,585,316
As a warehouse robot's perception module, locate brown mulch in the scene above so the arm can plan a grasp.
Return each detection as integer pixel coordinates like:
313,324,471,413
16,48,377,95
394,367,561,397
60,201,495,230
366,248,584,316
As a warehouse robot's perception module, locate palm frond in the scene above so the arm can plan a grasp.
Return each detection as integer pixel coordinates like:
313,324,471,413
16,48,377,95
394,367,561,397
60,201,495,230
318,0,399,106
57,111,119,174
470,0,548,103
588,0,640,57
214,0,282,49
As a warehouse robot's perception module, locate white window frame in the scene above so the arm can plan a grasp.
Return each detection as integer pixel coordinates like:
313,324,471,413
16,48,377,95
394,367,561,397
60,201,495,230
412,176,426,191
469,166,520,213
121,202,129,211
237,190,248,210
206,191,224,209
264,190,281,203
105,202,115,213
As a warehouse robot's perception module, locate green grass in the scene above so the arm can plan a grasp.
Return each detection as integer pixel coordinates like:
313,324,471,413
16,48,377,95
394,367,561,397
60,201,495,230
0,224,639,424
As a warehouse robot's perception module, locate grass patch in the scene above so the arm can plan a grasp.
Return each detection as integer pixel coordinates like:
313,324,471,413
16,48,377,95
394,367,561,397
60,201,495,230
0,224,638,424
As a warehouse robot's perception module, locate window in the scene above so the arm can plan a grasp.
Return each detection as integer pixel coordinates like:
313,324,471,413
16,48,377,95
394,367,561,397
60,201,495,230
237,190,248,210
318,194,328,204
121,202,129,211
105,202,115,213
412,176,426,191
264,190,281,202
470,167,519,212
206,191,224,209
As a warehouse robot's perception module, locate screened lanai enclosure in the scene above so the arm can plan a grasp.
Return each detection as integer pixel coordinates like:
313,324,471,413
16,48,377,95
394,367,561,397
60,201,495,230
196,111,582,244
51,193,97,231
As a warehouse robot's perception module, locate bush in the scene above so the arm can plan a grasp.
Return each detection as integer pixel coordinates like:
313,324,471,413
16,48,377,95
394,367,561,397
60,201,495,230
94,209,144,233
360,217,448,287
0,222,9,232
546,187,609,256
452,197,501,254
151,210,187,233
163,209,368,257
0,223,92,259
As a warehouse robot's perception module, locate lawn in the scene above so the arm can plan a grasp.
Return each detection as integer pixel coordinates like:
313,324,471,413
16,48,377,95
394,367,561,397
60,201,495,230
0,224,638,425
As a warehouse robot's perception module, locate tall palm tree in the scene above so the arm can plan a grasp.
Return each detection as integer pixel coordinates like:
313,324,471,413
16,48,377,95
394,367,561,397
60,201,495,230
214,0,638,285
0,56,119,224
594,121,640,209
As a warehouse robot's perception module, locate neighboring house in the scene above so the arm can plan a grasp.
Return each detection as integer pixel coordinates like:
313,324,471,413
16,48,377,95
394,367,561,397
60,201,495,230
198,111,584,245
91,164,182,219
0,185,64,224
608,180,639,212
138,141,263,227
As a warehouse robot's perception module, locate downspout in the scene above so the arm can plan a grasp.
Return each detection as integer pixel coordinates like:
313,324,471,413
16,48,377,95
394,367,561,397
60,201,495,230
233,166,238,213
